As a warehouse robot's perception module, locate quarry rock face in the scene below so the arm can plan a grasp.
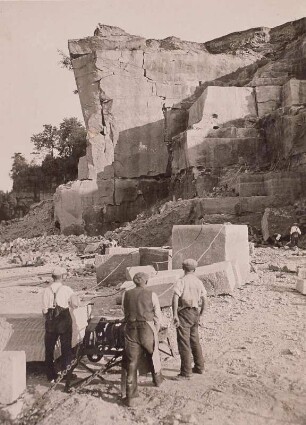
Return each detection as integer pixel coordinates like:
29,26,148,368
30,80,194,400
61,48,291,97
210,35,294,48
54,19,306,235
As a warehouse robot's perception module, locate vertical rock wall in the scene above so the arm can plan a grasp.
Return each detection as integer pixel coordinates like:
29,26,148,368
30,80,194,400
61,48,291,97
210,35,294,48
54,19,306,235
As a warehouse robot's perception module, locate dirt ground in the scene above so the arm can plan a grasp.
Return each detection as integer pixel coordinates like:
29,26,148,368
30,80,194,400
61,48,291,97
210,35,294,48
0,247,306,425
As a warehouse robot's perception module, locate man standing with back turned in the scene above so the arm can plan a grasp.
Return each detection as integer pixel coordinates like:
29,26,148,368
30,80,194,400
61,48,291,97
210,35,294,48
42,267,79,383
123,272,163,407
172,259,208,379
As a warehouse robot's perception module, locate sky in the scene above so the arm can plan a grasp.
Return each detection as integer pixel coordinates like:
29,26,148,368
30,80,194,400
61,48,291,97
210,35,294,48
0,0,305,191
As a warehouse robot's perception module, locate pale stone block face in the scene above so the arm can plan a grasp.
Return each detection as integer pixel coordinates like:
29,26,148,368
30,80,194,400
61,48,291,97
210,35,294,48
255,85,281,117
282,79,306,107
121,269,183,290
148,270,183,287
195,261,236,296
172,224,249,284
95,252,140,285
139,247,172,271
297,268,306,279
105,247,139,255
126,265,156,281
0,351,26,404
296,278,306,295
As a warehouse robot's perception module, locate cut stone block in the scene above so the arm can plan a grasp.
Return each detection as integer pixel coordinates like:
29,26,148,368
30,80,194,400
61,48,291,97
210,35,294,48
120,282,175,308
139,247,172,271
297,268,306,279
282,79,306,107
148,270,183,286
172,224,249,284
126,265,156,281
105,247,139,255
96,251,140,285
121,269,183,291
255,85,281,117
231,261,243,288
296,278,306,295
4,316,62,362
0,351,26,404
195,261,236,296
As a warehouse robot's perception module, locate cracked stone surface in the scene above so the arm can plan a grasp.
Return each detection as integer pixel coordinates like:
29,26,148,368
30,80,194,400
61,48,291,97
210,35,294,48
54,19,306,235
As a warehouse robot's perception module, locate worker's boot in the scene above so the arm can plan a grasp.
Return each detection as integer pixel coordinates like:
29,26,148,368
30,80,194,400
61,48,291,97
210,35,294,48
152,372,164,387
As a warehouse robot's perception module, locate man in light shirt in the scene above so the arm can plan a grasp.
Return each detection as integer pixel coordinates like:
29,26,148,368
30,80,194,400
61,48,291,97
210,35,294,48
42,267,79,382
290,222,301,247
172,259,208,379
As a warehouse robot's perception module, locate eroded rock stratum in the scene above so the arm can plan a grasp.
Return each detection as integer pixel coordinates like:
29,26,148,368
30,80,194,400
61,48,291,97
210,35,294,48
54,19,306,235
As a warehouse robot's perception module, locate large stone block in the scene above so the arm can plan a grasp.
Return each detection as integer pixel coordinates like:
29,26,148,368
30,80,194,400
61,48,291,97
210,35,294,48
296,278,306,295
282,79,306,107
105,247,139,255
172,224,249,283
0,351,26,404
255,85,281,117
298,268,306,279
121,269,183,291
95,252,140,285
126,265,156,281
139,247,172,271
195,261,236,296
263,108,306,161
54,180,100,235
188,86,257,131
148,270,183,286
172,134,263,172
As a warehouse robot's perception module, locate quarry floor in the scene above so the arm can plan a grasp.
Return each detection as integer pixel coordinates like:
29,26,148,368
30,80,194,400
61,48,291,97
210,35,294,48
0,247,306,425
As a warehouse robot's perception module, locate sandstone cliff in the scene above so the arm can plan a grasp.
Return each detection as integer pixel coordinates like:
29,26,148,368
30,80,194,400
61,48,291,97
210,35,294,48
54,19,306,235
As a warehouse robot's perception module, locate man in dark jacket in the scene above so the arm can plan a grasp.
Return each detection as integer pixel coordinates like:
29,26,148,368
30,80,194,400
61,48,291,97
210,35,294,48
123,272,162,407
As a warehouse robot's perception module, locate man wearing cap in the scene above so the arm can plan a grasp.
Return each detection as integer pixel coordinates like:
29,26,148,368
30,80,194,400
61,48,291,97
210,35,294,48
172,258,208,379
122,272,163,407
42,267,79,382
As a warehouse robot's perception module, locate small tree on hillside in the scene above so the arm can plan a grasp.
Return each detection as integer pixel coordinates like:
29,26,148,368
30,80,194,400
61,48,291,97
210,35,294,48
10,153,28,181
31,124,59,158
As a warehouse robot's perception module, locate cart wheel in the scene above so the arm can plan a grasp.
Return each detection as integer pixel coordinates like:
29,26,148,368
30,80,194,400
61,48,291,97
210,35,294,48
87,354,103,363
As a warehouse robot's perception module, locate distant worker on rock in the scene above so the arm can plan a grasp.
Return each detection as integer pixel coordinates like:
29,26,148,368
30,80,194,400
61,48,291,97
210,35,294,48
42,267,80,383
122,272,163,407
290,222,301,247
172,259,208,379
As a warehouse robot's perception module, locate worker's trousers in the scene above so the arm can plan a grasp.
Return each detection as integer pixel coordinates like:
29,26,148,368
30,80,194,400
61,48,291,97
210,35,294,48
177,307,204,376
44,310,73,381
291,232,299,247
124,322,155,400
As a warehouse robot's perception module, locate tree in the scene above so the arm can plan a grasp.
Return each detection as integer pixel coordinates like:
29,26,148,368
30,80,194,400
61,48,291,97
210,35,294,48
31,124,59,158
9,118,87,204
57,117,87,158
10,153,28,181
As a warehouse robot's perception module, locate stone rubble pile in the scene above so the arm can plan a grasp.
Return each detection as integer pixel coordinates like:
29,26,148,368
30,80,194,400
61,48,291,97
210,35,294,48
0,235,109,277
